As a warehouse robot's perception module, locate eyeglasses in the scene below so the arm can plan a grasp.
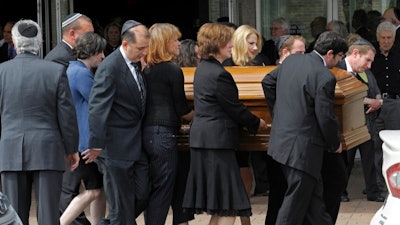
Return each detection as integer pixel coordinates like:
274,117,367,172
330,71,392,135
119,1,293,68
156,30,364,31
336,53,345,59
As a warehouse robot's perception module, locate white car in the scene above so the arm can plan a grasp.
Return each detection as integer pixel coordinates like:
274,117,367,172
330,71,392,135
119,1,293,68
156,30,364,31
370,130,400,225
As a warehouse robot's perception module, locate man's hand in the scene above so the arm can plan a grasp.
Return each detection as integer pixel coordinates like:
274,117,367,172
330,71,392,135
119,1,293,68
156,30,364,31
364,97,382,114
335,143,343,153
258,118,269,131
82,148,102,164
66,152,79,172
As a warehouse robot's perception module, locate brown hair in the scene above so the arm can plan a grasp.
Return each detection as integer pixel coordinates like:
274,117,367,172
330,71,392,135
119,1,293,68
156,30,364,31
197,22,234,60
146,23,182,67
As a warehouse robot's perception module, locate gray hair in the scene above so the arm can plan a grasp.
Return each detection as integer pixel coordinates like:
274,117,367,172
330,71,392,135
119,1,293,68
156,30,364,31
376,21,396,37
327,20,348,38
11,19,42,55
273,17,290,32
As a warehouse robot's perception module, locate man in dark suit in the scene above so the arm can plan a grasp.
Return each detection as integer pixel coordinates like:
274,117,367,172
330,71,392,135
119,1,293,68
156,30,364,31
85,20,150,225
43,12,94,225
335,36,384,205
44,13,94,68
265,31,348,225
262,34,307,225
0,19,79,225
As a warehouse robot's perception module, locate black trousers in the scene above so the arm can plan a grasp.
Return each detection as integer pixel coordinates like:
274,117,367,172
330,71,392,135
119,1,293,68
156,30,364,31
96,153,149,225
321,151,348,224
265,154,286,225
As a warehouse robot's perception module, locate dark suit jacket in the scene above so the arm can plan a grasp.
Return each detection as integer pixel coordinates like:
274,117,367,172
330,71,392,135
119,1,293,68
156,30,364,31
189,58,260,150
0,53,78,172
44,41,74,67
336,60,381,130
88,48,145,161
266,52,341,179
0,43,12,63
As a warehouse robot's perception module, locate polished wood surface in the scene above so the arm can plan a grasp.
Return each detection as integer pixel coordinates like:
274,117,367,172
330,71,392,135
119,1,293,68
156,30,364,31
179,66,370,151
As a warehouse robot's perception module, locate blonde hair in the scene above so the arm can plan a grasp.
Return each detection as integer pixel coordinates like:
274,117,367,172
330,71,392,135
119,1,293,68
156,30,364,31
146,23,182,67
197,22,234,60
231,24,262,66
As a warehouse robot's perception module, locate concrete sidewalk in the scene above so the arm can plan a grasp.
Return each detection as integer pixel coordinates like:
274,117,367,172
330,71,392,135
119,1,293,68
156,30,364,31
26,159,384,225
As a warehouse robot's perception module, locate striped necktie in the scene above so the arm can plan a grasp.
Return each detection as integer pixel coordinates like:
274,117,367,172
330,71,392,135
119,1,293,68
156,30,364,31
132,62,146,106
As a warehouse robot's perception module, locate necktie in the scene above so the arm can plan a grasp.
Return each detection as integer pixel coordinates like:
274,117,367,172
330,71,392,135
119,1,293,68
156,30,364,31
351,71,368,84
358,72,368,83
132,62,146,106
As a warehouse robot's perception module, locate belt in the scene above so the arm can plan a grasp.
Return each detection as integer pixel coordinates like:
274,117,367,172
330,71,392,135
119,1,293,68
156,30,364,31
382,92,400,99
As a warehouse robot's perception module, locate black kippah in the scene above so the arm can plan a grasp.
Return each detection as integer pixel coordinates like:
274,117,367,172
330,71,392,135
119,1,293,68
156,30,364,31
121,20,142,35
18,23,38,38
276,35,291,51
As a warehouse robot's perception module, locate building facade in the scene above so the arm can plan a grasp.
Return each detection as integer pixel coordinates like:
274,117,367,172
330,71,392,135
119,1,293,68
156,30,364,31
1,0,399,57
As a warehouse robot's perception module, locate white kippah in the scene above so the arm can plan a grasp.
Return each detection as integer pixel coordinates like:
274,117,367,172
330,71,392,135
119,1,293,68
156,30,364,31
62,13,83,28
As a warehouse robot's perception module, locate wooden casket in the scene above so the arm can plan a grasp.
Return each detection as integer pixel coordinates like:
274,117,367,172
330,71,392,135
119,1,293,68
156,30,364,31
177,66,370,151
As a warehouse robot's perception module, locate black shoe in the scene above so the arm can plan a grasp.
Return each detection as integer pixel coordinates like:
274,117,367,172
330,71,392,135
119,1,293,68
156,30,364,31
362,189,367,195
367,196,385,202
341,194,350,202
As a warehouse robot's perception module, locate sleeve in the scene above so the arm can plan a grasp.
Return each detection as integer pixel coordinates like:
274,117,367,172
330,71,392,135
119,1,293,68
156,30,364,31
76,70,94,102
367,70,381,97
216,70,260,134
261,67,279,117
88,65,115,148
57,69,79,154
314,75,341,152
170,66,192,116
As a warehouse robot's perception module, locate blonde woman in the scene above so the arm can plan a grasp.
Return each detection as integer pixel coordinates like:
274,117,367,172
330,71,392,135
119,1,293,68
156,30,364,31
223,24,264,66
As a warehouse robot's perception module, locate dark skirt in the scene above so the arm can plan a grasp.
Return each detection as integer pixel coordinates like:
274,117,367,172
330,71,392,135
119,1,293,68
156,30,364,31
182,148,252,217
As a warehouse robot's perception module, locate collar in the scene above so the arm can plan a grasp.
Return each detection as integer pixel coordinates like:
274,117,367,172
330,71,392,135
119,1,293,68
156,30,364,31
344,58,353,73
119,46,134,68
62,39,73,49
313,50,326,67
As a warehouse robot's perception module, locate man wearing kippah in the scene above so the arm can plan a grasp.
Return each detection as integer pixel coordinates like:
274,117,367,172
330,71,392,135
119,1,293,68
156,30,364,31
44,13,94,68
86,19,150,225
0,19,79,225
333,36,384,225
44,12,94,225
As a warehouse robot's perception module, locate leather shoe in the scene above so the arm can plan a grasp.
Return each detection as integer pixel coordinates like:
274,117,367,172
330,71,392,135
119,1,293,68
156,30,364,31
341,194,350,202
367,196,385,202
